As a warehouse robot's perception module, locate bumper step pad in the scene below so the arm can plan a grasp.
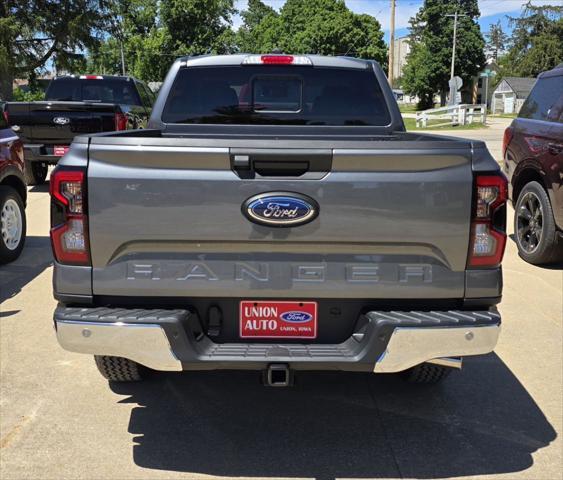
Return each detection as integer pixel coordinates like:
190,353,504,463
54,307,501,373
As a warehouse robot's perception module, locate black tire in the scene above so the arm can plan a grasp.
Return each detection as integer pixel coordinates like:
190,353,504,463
514,181,563,265
94,355,144,382
0,186,26,264
24,160,48,186
402,363,452,384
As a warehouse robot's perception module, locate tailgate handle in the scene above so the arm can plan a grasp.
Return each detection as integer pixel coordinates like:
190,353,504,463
253,160,309,177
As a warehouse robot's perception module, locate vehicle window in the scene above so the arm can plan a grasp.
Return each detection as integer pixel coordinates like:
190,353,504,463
162,66,391,126
0,108,7,129
136,82,153,107
519,75,563,122
46,78,143,106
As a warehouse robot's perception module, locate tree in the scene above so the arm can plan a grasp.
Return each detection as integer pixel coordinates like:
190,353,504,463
237,0,387,66
485,20,509,60
0,1,109,100
88,0,237,82
236,0,278,52
402,0,486,108
503,2,563,77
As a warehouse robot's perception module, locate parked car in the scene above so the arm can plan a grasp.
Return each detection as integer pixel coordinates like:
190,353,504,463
51,54,506,387
3,75,155,185
503,64,563,265
0,110,26,264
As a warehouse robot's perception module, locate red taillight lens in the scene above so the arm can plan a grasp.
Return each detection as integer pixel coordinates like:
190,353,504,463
50,167,90,265
502,126,514,158
115,112,128,131
468,174,508,268
260,55,294,64
3,110,8,125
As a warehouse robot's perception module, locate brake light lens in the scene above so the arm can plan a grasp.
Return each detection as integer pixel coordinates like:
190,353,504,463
242,54,312,66
468,174,508,268
115,112,128,131
50,167,90,265
79,75,103,80
3,109,8,125
502,126,514,158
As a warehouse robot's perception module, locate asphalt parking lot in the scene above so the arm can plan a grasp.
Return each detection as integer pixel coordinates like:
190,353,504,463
1,122,562,480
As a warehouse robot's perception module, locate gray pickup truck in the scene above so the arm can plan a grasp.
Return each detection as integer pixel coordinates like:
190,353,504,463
51,54,507,387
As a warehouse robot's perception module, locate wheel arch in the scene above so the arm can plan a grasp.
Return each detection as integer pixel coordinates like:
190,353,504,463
512,164,546,204
0,171,27,206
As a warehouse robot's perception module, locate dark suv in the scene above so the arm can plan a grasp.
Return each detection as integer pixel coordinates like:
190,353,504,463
0,109,26,263
503,65,563,265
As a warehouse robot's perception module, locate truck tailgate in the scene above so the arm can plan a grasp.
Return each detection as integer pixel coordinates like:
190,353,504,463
87,137,473,299
7,102,116,143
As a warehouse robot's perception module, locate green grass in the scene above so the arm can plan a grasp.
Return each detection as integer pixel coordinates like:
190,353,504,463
403,117,489,131
491,113,517,119
398,104,418,113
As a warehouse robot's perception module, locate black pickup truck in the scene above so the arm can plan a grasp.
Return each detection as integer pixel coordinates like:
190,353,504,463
3,75,155,184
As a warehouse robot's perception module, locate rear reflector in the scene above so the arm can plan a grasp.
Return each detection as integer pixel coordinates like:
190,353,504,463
468,174,507,268
50,167,90,266
242,54,312,66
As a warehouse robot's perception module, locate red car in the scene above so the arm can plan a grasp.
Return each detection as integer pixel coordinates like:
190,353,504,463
503,64,563,265
0,108,27,263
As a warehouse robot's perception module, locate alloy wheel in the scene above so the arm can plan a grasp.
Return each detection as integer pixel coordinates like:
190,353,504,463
517,191,544,254
1,198,23,251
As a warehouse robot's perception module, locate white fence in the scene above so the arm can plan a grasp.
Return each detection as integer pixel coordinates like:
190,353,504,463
416,104,486,128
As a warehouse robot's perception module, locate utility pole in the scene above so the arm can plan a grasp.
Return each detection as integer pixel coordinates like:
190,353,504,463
120,41,126,76
388,0,396,87
446,11,467,105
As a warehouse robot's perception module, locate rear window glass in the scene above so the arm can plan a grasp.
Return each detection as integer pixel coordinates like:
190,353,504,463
0,106,7,129
46,78,142,106
162,66,391,126
519,75,563,122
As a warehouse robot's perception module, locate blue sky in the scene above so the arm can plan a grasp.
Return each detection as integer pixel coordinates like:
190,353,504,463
232,0,562,42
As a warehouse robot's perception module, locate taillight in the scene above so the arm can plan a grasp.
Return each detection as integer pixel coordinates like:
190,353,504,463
50,167,90,266
468,174,508,268
3,109,9,125
502,126,514,158
115,112,128,131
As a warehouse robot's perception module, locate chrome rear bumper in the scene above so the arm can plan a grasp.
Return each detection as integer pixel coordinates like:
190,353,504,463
54,308,501,373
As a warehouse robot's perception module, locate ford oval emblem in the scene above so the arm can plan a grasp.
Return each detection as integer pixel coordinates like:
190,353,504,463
243,192,318,227
53,117,70,125
280,311,313,323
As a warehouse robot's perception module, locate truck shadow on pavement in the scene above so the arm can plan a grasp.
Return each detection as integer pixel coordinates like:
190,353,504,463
0,236,52,304
111,353,556,480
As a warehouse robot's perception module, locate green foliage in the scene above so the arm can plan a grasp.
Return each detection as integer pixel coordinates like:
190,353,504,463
12,87,45,101
88,0,236,82
237,0,387,65
0,1,110,100
402,0,486,108
503,2,563,77
485,20,509,60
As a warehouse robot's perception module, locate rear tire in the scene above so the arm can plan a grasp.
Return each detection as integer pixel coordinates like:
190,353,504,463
402,363,452,384
24,160,48,186
0,186,26,264
94,355,144,382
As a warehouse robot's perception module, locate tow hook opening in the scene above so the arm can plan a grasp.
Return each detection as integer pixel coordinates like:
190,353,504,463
264,363,293,387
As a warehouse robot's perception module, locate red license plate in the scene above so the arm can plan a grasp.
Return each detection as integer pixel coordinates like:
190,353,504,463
240,301,317,339
54,145,69,156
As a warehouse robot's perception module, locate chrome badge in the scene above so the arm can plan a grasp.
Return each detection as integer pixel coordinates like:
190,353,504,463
243,192,318,227
53,117,70,125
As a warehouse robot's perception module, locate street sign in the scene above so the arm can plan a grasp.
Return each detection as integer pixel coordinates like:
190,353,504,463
449,76,463,90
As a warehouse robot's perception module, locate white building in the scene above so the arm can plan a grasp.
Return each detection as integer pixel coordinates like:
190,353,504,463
491,77,536,114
